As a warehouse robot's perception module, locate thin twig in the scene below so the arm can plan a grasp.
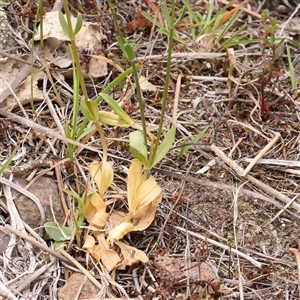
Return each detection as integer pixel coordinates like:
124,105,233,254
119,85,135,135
43,72,65,134
0,176,46,227
211,144,300,211
175,226,263,268
2,225,72,265
228,137,243,158
0,109,101,154
172,73,181,124
135,52,225,62
153,167,294,212
243,158,300,168
54,162,70,225
242,132,281,176
15,260,56,293
218,0,261,19
268,195,298,224
0,281,18,300
288,248,300,300
59,249,103,290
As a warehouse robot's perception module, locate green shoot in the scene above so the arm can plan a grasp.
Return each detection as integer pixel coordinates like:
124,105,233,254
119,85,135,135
0,149,16,175
179,128,208,157
286,44,298,97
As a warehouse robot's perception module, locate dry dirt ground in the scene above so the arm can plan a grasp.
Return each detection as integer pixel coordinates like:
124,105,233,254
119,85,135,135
0,0,300,299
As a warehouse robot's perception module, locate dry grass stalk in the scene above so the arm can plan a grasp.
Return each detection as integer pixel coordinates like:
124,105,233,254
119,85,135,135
211,144,300,211
175,226,263,268
241,132,281,176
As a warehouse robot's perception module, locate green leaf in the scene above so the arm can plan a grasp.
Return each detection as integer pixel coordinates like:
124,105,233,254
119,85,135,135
58,11,70,38
217,10,242,41
44,222,72,242
286,44,297,96
179,127,208,157
174,6,187,26
0,1,9,6
162,1,171,27
124,44,135,61
218,23,247,50
94,63,140,105
150,125,176,169
65,119,71,138
0,149,16,175
63,188,80,199
129,131,149,167
53,241,67,249
141,12,185,44
64,119,76,158
81,98,99,121
73,13,83,35
99,93,134,125
261,9,269,22
117,36,127,55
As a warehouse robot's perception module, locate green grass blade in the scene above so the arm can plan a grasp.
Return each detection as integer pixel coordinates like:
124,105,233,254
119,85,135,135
58,11,70,38
0,149,16,174
162,1,171,27
73,13,83,35
142,12,185,44
181,0,199,40
179,127,208,157
286,44,297,96
219,23,249,50
206,0,215,25
217,10,242,42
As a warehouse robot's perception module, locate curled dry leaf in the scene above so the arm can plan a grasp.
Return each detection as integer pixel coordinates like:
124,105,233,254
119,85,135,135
83,233,121,272
107,222,135,242
83,158,162,272
127,159,162,215
82,234,95,249
84,192,108,227
132,192,162,231
34,11,107,78
90,161,113,196
109,211,126,228
123,10,151,33
98,111,134,127
115,240,149,270
127,159,144,210
139,76,157,92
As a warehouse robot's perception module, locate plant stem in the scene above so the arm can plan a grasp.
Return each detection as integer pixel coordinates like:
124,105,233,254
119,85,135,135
107,0,148,150
94,122,108,162
150,0,175,163
63,0,89,103
131,62,148,149
123,211,133,223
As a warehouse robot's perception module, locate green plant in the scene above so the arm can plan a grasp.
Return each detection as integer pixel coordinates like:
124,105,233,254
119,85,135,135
179,128,208,157
256,10,287,118
0,149,16,175
142,0,258,51
108,0,176,171
239,9,300,118
45,0,177,261
44,0,142,247
286,44,298,98
0,1,9,17
58,1,141,159
259,10,285,79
